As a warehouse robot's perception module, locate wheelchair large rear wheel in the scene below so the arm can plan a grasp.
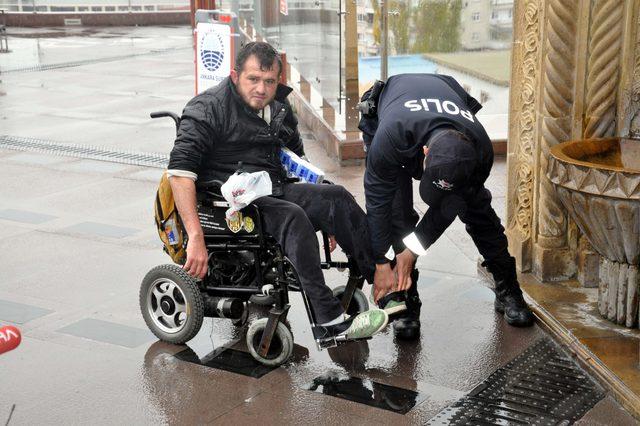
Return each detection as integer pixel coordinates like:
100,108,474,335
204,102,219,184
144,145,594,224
246,318,293,367
140,264,204,344
332,286,369,316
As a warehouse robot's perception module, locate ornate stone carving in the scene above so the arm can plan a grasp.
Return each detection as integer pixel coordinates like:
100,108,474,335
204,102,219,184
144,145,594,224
536,0,577,245
584,0,625,139
598,259,639,328
509,0,540,241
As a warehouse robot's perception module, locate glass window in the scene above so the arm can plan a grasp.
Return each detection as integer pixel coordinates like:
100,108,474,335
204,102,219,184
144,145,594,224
50,6,75,12
472,32,479,41
472,12,480,21
91,6,103,11
105,6,115,11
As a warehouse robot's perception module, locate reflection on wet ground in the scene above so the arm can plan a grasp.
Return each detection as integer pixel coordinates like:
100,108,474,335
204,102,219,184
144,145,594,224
174,345,277,379
305,374,423,414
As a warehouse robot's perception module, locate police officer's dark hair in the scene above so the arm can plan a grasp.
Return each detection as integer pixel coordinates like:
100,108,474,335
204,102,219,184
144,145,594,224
235,42,282,76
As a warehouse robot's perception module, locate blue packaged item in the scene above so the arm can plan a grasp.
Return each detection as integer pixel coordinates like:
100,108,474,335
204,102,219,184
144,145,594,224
280,148,325,184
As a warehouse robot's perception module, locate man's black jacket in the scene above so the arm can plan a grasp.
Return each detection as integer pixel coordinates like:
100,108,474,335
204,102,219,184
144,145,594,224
364,73,494,263
168,77,305,196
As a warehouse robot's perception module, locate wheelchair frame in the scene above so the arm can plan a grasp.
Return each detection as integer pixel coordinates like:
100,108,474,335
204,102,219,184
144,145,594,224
149,111,367,360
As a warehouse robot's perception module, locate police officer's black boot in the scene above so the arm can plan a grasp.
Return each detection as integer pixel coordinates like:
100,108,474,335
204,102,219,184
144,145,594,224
483,257,535,327
393,269,421,340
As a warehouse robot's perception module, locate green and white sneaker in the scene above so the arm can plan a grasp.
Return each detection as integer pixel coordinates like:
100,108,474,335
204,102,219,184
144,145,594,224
370,287,408,316
339,308,389,340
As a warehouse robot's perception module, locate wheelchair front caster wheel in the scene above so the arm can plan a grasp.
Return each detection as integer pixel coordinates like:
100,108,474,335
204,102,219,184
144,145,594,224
332,286,369,316
140,264,204,344
246,318,293,366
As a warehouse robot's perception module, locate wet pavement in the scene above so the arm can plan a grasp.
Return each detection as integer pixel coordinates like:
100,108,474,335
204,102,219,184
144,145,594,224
0,26,637,424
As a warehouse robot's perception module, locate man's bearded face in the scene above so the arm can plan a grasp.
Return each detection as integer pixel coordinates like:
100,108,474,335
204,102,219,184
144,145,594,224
231,55,279,111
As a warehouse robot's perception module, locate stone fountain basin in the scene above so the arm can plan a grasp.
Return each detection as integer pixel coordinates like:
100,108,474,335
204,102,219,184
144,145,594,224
548,138,640,265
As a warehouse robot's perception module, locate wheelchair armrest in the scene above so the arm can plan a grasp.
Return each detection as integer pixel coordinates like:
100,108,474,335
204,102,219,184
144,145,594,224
196,179,225,190
196,179,226,200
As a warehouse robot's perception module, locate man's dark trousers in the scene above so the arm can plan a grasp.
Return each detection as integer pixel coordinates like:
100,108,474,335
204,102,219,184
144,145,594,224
253,183,375,324
392,169,421,315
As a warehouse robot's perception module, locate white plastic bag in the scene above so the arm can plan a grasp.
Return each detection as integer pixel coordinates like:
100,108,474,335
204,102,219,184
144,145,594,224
221,171,272,219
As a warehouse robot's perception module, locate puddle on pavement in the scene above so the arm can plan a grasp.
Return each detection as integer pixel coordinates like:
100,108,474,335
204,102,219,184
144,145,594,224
304,374,423,414
174,346,277,379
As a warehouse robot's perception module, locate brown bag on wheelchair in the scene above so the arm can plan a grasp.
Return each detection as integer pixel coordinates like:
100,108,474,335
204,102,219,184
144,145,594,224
154,172,187,264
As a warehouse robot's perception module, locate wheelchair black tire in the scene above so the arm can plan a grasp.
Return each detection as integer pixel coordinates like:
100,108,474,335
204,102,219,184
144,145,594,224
332,286,369,316
140,264,204,344
246,318,294,367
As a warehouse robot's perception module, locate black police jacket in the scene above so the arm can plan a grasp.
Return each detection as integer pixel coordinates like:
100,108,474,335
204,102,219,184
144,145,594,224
364,73,494,263
168,77,305,196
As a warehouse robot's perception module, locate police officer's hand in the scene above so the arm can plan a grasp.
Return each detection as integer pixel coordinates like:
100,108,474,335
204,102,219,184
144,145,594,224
327,235,337,253
395,248,417,292
184,234,208,279
374,263,397,302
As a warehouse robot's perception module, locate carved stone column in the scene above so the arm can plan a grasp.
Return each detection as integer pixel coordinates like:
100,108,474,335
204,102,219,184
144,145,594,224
583,0,625,140
505,0,542,273
531,0,580,281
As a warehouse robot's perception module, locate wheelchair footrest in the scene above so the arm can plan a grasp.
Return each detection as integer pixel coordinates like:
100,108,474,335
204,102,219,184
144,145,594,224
315,335,371,350
312,325,372,350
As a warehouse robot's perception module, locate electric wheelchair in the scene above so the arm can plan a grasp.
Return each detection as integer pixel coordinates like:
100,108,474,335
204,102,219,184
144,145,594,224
139,111,370,366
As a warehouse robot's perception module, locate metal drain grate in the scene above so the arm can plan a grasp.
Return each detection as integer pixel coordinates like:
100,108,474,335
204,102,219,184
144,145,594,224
0,135,168,168
427,338,605,425
1,46,188,74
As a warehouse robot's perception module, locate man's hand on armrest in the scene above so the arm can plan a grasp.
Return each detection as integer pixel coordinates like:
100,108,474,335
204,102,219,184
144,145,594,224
169,176,208,279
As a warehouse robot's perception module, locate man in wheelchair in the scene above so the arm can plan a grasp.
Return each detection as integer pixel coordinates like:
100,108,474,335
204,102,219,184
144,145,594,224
167,42,388,342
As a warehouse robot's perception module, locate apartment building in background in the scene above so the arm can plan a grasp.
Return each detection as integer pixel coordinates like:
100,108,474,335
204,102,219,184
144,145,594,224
460,0,513,50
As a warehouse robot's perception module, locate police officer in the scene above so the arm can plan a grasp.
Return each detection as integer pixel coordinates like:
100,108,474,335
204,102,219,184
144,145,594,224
361,73,534,340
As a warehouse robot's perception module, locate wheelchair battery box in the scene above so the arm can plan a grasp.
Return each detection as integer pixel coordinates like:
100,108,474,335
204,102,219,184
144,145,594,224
280,148,324,184
197,203,259,235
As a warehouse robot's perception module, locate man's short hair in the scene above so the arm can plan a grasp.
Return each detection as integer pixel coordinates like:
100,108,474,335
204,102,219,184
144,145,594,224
235,42,282,75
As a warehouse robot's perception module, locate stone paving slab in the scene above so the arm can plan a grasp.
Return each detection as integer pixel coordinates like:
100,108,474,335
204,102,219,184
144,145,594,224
0,299,54,324
0,209,57,224
57,318,155,348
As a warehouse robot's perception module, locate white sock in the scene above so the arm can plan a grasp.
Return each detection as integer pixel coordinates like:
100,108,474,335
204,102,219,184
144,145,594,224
320,313,348,326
